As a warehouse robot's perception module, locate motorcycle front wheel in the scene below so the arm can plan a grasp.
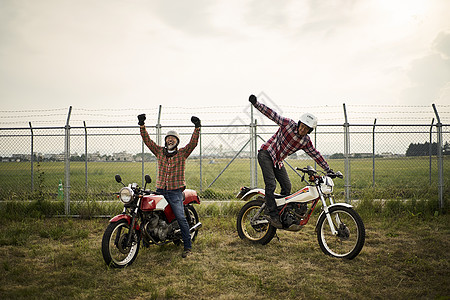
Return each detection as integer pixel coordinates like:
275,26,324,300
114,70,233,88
316,206,365,259
237,199,276,245
101,220,140,268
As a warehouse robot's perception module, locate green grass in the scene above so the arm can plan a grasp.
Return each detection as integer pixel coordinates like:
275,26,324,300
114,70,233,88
0,156,448,215
0,209,449,299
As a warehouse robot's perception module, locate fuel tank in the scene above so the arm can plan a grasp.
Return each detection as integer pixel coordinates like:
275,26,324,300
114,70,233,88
275,186,319,206
140,195,168,211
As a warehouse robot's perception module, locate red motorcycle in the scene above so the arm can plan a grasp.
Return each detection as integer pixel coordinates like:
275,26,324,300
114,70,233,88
101,174,202,268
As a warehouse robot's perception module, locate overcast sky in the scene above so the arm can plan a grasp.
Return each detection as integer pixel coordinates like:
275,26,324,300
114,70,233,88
0,0,449,126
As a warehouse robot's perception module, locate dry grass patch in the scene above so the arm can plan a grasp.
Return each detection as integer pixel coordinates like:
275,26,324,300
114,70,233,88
0,214,449,299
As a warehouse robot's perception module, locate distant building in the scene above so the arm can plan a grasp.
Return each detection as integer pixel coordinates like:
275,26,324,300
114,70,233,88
381,152,397,158
88,151,102,162
112,151,133,161
12,154,32,161
350,153,372,158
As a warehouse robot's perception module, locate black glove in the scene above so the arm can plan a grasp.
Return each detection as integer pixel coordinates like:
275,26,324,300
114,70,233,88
191,116,201,128
326,169,335,176
249,94,257,105
138,114,146,126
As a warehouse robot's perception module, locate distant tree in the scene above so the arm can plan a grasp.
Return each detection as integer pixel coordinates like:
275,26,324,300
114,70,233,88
406,142,437,156
70,154,84,161
444,142,450,156
330,153,345,159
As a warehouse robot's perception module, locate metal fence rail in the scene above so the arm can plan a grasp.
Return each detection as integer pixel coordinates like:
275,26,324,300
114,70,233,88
0,109,448,216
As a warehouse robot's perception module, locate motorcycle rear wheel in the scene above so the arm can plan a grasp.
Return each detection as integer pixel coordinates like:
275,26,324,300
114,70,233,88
316,206,365,259
187,205,200,241
174,205,200,245
102,220,140,268
237,199,276,245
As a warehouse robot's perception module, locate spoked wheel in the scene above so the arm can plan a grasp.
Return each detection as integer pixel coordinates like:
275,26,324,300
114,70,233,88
101,220,140,268
237,198,276,245
186,205,200,242
316,206,365,259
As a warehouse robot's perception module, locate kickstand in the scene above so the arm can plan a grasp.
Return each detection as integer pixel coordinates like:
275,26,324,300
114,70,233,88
275,232,280,242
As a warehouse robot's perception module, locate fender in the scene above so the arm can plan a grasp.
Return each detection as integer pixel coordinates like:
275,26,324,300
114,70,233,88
241,188,266,201
183,189,201,205
109,213,131,224
109,214,141,230
315,203,353,232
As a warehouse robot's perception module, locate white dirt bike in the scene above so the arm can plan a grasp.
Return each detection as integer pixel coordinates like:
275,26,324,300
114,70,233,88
236,166,365,259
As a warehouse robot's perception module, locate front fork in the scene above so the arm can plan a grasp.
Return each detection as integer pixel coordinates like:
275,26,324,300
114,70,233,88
320,194,339,236
125,207,140,247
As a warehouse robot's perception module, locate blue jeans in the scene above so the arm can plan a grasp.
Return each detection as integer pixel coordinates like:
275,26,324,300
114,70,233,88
156,188,192,250
257,150,292,217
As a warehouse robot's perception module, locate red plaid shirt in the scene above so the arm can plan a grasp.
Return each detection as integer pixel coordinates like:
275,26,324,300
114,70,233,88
140,126,200,190
255,101,330,171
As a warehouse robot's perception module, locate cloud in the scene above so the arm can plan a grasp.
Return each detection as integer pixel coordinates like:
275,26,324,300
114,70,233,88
401,31,450,105
433,31,450,59
299,0,358,37
0,0,449,117
144,0,228,37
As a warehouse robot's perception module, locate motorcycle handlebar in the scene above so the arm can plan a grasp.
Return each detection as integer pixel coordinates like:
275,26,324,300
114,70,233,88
330,171,344,179
296,166,343,179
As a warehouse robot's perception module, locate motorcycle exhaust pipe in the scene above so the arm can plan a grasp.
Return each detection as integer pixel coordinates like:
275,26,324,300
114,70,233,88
189,222,202,233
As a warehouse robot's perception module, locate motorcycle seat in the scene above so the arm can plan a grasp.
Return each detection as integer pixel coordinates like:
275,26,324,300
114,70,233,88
274,193,286,199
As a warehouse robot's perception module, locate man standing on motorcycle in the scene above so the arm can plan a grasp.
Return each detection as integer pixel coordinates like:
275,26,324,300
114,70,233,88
249,94,332,229
138,114,201,258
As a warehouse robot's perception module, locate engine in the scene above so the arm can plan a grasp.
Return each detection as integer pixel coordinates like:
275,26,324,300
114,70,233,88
143,213,176,242
280,203,307,231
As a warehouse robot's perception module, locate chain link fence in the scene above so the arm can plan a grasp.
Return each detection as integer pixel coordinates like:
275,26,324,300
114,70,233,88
0,123,448,216
0,103,448,216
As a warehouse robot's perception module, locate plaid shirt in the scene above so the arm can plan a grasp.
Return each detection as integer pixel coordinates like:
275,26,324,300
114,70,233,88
255,101,330,171
140,126,200,190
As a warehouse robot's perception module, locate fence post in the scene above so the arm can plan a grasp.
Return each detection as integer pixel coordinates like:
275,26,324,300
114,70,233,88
207,139,252,189
372,119,377,187
432,104,444,212
429,118,434,185
250,105,257,188
156,105,162,178
254,119,258,187
141,139,145,187
84,121,88,193
343,104,350,203
64,106,72,215
314,128,317,170
29,122,34,192
199,128,203,192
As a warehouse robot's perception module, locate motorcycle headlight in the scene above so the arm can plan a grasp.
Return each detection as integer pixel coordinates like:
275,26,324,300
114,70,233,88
119,187,134,204
321,176,334,195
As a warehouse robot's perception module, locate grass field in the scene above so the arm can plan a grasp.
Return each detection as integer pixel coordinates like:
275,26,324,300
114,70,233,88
0,204,449,299
1,156,448,200
0,156,447,219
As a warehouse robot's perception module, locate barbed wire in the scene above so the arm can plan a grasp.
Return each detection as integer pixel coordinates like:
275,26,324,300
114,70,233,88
0,103,448,127
0,108,67,113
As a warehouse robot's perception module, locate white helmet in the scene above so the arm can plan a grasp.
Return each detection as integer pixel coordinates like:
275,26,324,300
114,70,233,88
299,113,318,133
